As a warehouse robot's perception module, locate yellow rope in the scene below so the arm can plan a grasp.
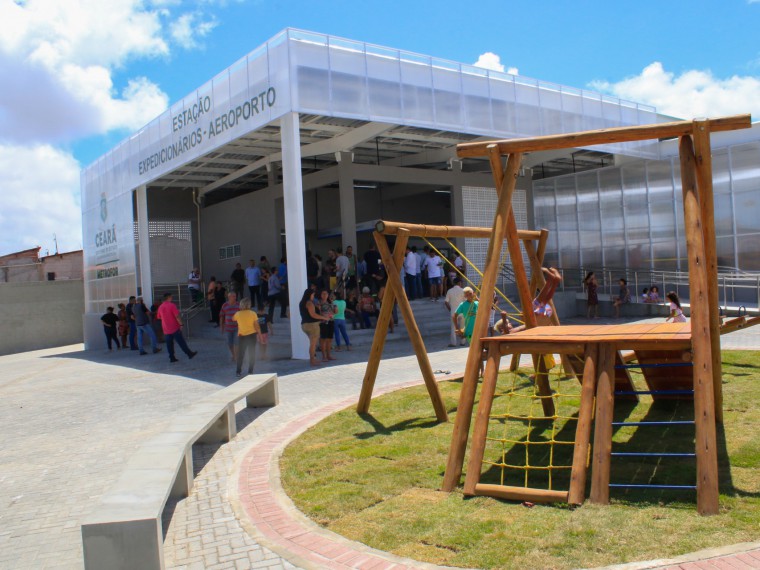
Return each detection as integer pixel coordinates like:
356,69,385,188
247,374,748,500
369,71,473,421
483,366,584,490
420,237,523,324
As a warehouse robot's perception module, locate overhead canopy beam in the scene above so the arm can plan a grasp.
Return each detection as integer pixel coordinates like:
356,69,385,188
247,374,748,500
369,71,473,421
376,220,542,241
200,121,395,195
456,114,751,158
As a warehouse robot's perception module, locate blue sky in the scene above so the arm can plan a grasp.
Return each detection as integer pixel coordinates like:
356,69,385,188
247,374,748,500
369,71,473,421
1,0,759,256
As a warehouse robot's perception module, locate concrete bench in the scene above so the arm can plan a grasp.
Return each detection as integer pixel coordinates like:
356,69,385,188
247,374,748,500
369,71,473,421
81,373,278,570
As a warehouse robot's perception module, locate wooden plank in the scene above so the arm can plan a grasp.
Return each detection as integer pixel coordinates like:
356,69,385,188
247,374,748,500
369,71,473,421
568,343,598,505
614,351,638,402
720,316,746,334
589,343,615,505
456,114,751,158
374,232,448,422
442,151,523,492
497,342,587,356
679,135,719,516
474,484,569,504
357,231,409,414
693,119,723,422
375,220,541,240
463,343,503,495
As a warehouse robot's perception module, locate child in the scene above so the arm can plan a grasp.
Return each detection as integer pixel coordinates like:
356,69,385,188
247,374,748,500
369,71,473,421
332,291,351,351
665,291,687,323
257,310,272,359
641,288,650,303
500,267,562,334
613,278,631,318
648,286,661,303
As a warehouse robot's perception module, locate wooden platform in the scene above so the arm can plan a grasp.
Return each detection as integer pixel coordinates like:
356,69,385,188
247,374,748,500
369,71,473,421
484,323,694,400
483,323,692,354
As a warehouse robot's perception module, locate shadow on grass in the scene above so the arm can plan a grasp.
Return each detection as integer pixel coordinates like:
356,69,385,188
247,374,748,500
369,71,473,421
354,412,440,439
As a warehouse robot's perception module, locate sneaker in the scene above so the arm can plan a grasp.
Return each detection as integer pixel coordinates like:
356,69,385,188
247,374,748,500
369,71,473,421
235,371,242,378
139,351,147,356
189,351,198,359
170,357,179,363
153,347,162,354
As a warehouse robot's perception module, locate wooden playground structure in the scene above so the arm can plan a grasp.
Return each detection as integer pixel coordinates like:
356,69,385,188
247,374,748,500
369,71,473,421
357,114,752,516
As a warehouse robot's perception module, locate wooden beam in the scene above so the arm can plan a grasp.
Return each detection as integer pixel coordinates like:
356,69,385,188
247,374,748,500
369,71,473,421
474,484,569,504
589,343,615,505
568,343,599,506
692,119,723,423
679,136,720,516
356,230,410,414
374,231,449,422
442,151,523,492
534,352,556,418
456,114,751,158
375,220,542,241
463,343,502,495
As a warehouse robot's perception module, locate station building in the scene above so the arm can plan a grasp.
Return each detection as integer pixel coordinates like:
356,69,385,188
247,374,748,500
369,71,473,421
81,28,759,357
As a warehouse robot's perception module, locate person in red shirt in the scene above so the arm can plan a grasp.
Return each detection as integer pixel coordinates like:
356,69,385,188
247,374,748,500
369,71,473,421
156,292,198,363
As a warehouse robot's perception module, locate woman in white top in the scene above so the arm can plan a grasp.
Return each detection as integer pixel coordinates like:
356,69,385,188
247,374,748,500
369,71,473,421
665,291,687,323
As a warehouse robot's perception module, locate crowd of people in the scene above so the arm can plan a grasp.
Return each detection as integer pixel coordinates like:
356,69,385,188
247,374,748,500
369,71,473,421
100,292,198,363
101,245,689,377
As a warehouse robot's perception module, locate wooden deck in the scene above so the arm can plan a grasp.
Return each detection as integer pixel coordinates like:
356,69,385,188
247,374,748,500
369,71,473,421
483,323,692,354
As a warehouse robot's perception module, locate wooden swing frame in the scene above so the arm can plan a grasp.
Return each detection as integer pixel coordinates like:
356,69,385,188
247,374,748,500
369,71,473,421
441,113,751,516
356,221,565,423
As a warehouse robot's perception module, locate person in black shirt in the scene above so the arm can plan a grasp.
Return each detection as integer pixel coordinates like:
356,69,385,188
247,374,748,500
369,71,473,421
363,243,382,293
100,307,120,351
230,262,245,300
125,296,137,350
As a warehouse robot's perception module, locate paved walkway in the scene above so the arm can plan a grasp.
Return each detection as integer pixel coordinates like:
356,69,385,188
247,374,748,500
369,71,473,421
0,313,759,569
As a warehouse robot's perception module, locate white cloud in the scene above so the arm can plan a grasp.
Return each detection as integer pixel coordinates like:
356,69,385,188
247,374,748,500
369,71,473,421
170,12,218,49
473,52,518,76
0,0,219,256
590,62,760,119
0,144,82,256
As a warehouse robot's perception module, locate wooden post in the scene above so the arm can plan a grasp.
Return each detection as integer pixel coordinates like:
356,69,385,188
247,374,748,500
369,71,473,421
357,230,409,414
589,342,615,505
374,230,449,422
568,343,599,505
534,352,556,418
442,150,523,492
463,343,502,495
692,119,723,423
679,136,720,516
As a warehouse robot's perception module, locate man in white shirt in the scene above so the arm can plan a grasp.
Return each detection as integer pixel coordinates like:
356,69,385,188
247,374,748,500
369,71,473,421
335,247,349,293
403,246,418,300
444,277,466,346
424,250,444,301
188,267,201,303
245,259,261,307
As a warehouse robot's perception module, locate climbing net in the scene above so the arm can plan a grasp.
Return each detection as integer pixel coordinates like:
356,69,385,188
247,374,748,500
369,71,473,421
480,365,588,491
421,236,525,325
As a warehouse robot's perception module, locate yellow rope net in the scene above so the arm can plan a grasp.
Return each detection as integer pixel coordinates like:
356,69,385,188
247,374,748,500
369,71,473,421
480,365,588,491
420,236,525,325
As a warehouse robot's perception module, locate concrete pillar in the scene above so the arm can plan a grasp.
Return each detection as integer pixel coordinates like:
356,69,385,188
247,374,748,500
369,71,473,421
281,113,310,360
450,160,465,252
136,185,153,304
337,151,357,251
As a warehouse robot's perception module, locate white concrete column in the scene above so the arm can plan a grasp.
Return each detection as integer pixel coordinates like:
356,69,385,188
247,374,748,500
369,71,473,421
450,161,465,251
136,185,153,305
281,112,310,360
337,151,357,251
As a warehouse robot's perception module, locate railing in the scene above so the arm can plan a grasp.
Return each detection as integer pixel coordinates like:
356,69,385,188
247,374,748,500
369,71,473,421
558,267,760,313
152,283,207,338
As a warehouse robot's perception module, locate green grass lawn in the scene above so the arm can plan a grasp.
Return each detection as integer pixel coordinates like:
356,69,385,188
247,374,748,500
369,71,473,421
280,351,760,569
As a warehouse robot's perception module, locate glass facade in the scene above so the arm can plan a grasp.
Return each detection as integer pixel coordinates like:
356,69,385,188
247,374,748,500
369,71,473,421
533,135,760,273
